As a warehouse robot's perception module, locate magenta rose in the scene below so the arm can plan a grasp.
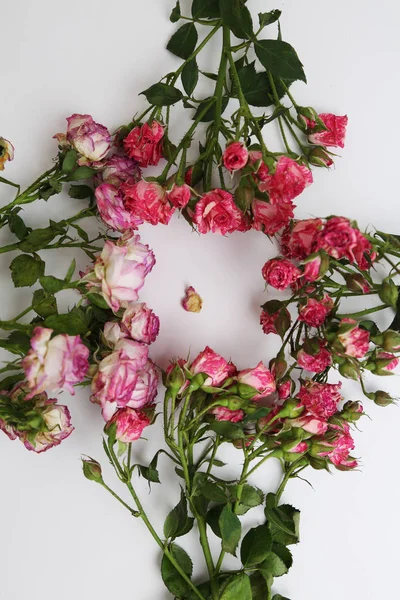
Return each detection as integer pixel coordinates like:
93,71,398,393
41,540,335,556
210,406,244,423
22,327,89,398
297,381,343,419
123,120,164,167
223,142,249,172
237,361,276,399
262,258,301,290
277,378,293,400
95,183,143,231
315,217,374,269
337,318,370,358
0,137,14,171
281,219,323,260
193,189,247,235
313,422,357,469
121,303,160,344
106,407,151,442
190,346,236,387
298,295,333,327
260,307,291,335
97,155,141,186
252,200,294,235
258,156,313,204
167,184,191,208
297,342,332,373
63,113,111,164
307,113,348,148
122,180,174,226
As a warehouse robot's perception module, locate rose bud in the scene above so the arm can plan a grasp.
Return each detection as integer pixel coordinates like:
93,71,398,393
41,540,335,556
223,141,249,172
0,137,14,170
164,361,189,396
302,251,330,282
338,360,360,381
235,185,254,211
367,352,399,376
210,406,245,423
105,407,152,442
269,356,287,380
121,303,160,344
237,362,276,399
278,399,305,419
373,390,395,407
382,330,400,352
345,273,371,294
337,318,370,358
63,114,112,164
190,346,236,387
82,458,103,483
167,184,191,208
182,286,203,313
307,146,334,168
289,414,328,435
282,440,309,455
262,258,301,290
277,377,295,400
306,113,348,148
341,401,364,422
123,120,164,167
379,279,399,309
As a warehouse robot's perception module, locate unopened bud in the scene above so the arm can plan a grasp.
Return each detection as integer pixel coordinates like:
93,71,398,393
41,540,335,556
163,363,187,394
307,146,334,168
269,356,287,379
235,185,254,211
345,273,370,294
341,401,363,422
278,399,304,419
82,458,103,483
338,360,360,381
217,395,246,410
374,390,395,407
382,329,400,352
379,280,399,309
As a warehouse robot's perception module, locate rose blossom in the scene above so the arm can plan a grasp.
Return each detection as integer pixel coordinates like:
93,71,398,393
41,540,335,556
223,142,249,172
338,318,370,358
297,381,343,419
0,137,14,170
314,217,373,269
297,343,332,373
315,423,357,468
281,219,323,260
252,200,294,235
190,347,236,387
278,378,293,400
167,184,191,208
298,295,333,327
97,155,141,186
302,252,329,282
262,258,301,290
103,322,127,347
193,189,246,235
210,406,244,423
22,401,74,453
290,414,328,435
307,113,348,148
62,114,111,164
122,180,174,226
237,361,276,399
182,286,203,313
106,407,151,442
121,303,160,344
22,327,89,398
95,183,143,231
123,120,164,167
260,307,291,335
258,156,313,204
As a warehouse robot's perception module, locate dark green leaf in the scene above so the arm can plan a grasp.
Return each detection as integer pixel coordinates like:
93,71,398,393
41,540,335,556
162,136,178,162
265,494,300,545
69,184,93,199
170,0,181,22
167,23,198,59
235,484,264,515
62,149,78,173
192,0,220,19
220,0,253,40
191,163,204,185
0,372,25,391
210,420,245,440
161,544,193,599
10,254,45,287
255,39,306,83
85,292,111,309
7,331,31,353
18,227,57,252
141,83,183,107
220,574,252,600
0,339,29,356
69,166,96,181
243,407,271,425
272,595,291,600
44,310,88,335
39,275,66,294
236,64,274,107
200,481,228,503
260,543,293,577
71,223,89,242
182,59,199,96
359,320,381,337
32,289,58,318
206,504,223,538
65,259,76,283
164,488,190,539
219,505,241,555
250,571,270,600
241,525,272,567
8,213,29,240
193,96,228,122
258,10,282,28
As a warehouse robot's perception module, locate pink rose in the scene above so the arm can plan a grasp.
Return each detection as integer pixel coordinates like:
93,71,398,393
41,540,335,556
374,352,399,375
281,219,323,260
190,346,236,387
252,200,294,235
297,342,332,373
298,296,333,327
124,360,159,410
258,156,313,204
182,286,203,313
106,407,151,442
248,150,271,181
290,414,328,435
22,327,89,398
0,137,14,171
22,401,74,453
314,422,357,469
307,113,348,148
338,318,370,358
223,142,249,172
210,406,244,423
64,114,111,163
302,252,329,282
237,361,276,399
95,183,143,231
122,180,174,226
123,121,164,167
262,258,301,290
167,184,191,208
277,378,293,400
103,322,127,347
97,155,141,187
314,217,374,269
193,189,247,235
285,441,308,454
260,307,291,335
297,381,343,419
121,303,160,344
184,167,193,185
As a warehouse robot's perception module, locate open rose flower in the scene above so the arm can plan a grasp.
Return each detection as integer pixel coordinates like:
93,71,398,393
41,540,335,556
337,318,370,358
106,407,151,442
210,406,244,423
312,422,357,469
167,184,191,208
97,155,141,186
190,347,236,387
297,381,343,419
297,342,332,373
315,217,373,269
182,286,202,313
252,200,294,235
262,258,301,290
223,142,249,172
121,303,160,344
298,295,333,327
95,183,143,231
123,121,164,167
22,401,74,453
258,156,313,204
307,113,348,148
122,180,174,226
193,189,247,235
0,137,14,170
237,362,276,399
61,114,111,164
22,327,89,398
281,219,323,260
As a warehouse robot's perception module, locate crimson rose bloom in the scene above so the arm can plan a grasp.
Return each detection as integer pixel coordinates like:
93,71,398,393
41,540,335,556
262,258,301,290
307,113,348,148
106,407,151,442
193,189,247,235
123,120,164,167
122,180,174,226
252,200,294,235
298,295,333,327
281,218,323,260
190,346,236,387
223,141,249,172
297,342,332,373
298,381,343,419
258,156,313,204
315,217,374,269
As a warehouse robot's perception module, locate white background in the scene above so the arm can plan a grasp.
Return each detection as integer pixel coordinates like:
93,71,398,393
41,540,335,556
1,1,400,598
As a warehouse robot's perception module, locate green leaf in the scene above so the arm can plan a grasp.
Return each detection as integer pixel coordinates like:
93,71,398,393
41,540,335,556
161,544,193,599
0,372,25,391
220,574,252,600
199,481,228,503
258,10,282,28
219,505,241,555
62,149,78,173
7,331,31,353
0,338,29,356
8,213,29,240
241,525,272,567
44,310,88,335
265,494,300,545
220,0,253,40
170,0,181,22
10,254,45,287
39,275,66,294
206,505,223,538
141,83,183,107
389,287,400,332
236,64,274,107
32,289,58,318
18,227,57,252
85,293,110,309
210,420,245,440
260,543,293,578
182,59,199,96
249,571,270,600
272,595,291,600
167,23,198,60
65,259,76,283
242,407,271,425
164,488,190,539
235,484,264,515
255,39,306,83
69,166,96,181
193,96,229,122
68,184,93,199
71,223,89,242
192,0,220,19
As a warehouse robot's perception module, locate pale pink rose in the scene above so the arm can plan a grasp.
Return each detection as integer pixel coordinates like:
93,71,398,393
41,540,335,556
297,381,343,419
262,258,301,290
122,180,174,225
307,113,348,148
193,189,247,235
182,286,203,313
103,322,127,347
374,352,399,375
124,360,159,410
22,327,89,398
210,406,244,423
281,219,323,260
190,346,236,387
95,183,143,231
121,232,156,275
123,121,164,167
298,296,333,327
258,156,313,204
121,303,160,344
167,184,191,208
0,137,14,171
297,343,332,373
290,414,328,435
237,361,276,399
22,402,74,453
64,114,111,163
97,155,141,186
106,407,151,442
338,318,370,358
252,200,294,235
223,142,249,172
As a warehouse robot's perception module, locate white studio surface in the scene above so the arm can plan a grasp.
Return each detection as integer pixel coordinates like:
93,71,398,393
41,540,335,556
1,1,400,599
